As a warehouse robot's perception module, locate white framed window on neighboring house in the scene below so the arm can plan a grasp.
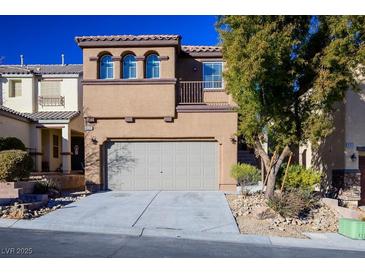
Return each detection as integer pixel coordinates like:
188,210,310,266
41,81,61,97
9,80,22,97
202,62,223,89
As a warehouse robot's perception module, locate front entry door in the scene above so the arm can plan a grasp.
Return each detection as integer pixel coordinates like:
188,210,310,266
71,136,85,171
358,156,365,205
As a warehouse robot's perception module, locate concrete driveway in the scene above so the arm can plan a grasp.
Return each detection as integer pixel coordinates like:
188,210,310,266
9,191,239,234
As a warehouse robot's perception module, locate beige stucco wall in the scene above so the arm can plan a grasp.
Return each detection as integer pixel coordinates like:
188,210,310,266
84,84,175,118
342,84,365,170
85,112,238,191
1,76,35,113
0,114,32,148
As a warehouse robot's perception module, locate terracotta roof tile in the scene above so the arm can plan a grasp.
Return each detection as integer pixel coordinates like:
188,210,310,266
75,34,181,43
0,64,82,75
181,45,222,53
0,105,33,120
25,111,80,121
0,106,80,122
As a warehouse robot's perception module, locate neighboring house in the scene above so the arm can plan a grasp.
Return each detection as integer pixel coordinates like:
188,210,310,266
0,64,84,173
299,83,365,206
76,34,238,191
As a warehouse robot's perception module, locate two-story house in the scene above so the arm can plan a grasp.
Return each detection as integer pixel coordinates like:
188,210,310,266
76,34,238,191
0,63,84,173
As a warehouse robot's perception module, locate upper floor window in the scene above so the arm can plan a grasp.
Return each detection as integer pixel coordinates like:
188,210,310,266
146,54,160,79
123,54,137,79
9,80,22,97
203,62,223,89
41,81,61,97
99,55,114,79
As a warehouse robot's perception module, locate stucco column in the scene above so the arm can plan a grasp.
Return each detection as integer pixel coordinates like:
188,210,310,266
32,126,42,172
136,56,145,79
112,57,121,79
61,125,71,174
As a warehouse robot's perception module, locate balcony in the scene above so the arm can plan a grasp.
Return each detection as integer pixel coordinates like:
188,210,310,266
178,81,225,104
38,96,65,107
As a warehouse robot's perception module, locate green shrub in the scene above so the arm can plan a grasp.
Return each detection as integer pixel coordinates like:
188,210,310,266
231,163,260,190
33,179,60,195
0,150,33,182
0,137,26,151
267,188,318,218
280,164,322,192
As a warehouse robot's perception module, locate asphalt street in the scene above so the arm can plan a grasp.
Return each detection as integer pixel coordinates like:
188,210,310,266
0,228,365,258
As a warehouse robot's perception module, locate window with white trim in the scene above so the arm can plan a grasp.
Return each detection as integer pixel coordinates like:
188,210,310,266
9,80,22,97
203,62,223,89
146,54,160,79
99,55,114,79
123,54,137,79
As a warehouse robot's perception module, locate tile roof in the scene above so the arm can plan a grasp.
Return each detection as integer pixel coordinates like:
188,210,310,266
25,111,80,121
181,45,222,53
0,64,83,75
75,34,181,43
0,105,33,120
0,106,80,122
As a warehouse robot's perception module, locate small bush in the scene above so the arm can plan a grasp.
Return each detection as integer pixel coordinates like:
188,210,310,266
0,137,26,151
231,163,260,191
33,179,60,195
267,188,318,218
0,150,33,182
280,164,322,192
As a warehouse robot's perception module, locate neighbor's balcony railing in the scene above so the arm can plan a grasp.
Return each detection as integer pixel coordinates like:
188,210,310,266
178,81,224,104
38,96,65,106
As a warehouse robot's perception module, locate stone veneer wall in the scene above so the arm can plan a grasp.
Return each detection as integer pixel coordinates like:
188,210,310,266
332,169,361,206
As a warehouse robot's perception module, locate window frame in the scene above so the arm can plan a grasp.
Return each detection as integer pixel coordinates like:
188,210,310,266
8,79,22,98
202,61,224,90
52,134,59,159
122,54,137,79
145,54,160,79
99,55,114,80
40,80,61,97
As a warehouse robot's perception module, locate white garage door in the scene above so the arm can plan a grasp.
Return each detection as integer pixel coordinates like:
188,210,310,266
106,141,219,191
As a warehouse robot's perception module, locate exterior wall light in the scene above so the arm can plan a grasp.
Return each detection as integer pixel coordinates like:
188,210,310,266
350,153,357,162
91,136,98,144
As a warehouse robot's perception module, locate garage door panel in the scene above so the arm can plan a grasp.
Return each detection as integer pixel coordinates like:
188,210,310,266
106,141,218,191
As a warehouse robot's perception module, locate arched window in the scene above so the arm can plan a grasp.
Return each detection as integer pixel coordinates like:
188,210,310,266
122,54,137,79
146,54,160,79
99,55,113,79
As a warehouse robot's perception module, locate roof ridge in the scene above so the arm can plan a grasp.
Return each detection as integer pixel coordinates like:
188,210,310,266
0,64,82,66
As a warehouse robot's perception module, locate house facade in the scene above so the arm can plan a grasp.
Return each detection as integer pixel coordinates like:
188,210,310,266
0,64,84,173
299,83,365,206
76,34,238,192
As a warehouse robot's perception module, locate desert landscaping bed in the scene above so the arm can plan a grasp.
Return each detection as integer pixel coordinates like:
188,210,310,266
0,192,88,220
226,193,339,238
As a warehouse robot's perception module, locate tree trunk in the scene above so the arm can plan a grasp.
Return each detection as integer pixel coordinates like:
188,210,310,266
265,168,277,198
254,140,291,199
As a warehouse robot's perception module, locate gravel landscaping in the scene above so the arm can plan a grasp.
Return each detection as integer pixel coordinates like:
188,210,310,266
226,193,339,238
0,192,88,220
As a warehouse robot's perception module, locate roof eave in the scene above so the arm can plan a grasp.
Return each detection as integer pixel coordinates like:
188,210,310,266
76,39,180,49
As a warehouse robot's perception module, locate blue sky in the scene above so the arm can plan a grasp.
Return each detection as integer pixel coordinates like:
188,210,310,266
0,15,219,65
